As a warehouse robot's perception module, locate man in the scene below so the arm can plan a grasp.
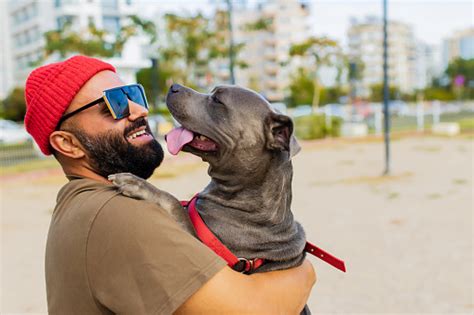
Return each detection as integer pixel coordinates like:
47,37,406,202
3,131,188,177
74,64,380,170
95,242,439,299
24,55,316,314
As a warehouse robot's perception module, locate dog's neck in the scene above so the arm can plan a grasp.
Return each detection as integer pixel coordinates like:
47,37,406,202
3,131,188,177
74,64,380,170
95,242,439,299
201,158,293,222
195,156,306,261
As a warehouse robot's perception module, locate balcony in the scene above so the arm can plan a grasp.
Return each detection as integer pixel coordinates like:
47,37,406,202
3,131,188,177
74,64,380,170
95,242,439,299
264,62,278,75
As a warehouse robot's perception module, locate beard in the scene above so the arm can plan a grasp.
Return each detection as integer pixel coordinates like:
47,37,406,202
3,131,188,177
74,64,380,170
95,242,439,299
69,117,164,179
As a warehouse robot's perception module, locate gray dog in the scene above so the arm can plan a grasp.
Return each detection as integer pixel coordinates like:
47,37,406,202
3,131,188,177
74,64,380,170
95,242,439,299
110,84,311,313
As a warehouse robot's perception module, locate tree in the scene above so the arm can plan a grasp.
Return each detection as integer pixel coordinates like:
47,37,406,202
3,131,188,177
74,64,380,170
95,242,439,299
161,12,229,89
445,58,474,86
288,68,314,107
445,58,474,100
289,37,342,110
369,84,399,102
0,88,27,122
44,20,137,58
136,62,180,107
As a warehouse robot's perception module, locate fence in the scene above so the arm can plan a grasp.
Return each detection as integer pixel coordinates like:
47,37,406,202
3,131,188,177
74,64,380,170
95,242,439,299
314,101,474,136
0,141,46,167
1,101,473,168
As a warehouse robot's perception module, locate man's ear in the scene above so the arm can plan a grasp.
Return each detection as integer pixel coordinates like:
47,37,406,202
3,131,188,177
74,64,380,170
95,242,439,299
49,131,86,159
265,112,301,158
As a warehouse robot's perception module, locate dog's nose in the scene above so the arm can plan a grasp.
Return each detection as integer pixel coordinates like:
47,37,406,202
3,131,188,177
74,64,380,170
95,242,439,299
170,83,182,94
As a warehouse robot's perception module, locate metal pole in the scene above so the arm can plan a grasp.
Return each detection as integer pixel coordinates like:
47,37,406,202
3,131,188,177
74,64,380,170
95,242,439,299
226,0,236,84
382,0,390,175
151,58,159,110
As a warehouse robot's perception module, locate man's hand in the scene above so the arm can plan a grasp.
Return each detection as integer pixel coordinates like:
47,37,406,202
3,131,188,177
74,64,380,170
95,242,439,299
174,259,316,315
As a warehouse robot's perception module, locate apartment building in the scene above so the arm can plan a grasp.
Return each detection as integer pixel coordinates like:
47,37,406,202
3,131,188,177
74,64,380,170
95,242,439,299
226,0,311,102
442,27,474,67
0,1,14,99
7,0,150,91
347,16,419,96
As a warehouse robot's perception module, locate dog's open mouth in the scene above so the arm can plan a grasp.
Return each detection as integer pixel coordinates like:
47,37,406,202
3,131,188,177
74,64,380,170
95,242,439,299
166,127,218,155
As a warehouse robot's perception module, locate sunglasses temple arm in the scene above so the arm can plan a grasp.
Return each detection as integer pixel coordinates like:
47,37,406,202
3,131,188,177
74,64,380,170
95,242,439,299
56,98,104,128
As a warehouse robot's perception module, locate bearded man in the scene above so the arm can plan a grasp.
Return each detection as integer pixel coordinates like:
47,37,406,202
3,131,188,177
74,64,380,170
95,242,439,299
24,55,316,315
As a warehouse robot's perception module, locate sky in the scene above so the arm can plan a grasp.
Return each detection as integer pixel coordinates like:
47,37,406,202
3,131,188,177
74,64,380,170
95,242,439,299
138,0,473,47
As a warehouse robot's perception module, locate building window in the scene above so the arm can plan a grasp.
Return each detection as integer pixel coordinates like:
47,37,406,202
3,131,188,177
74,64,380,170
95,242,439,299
102,16,120,34
57,16,74,29
101,0,118,10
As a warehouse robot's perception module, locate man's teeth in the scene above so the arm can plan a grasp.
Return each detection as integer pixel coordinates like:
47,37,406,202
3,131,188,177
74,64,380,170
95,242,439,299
128,130,147,139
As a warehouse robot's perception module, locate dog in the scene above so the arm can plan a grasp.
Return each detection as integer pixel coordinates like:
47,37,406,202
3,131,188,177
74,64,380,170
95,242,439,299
110,83,312,313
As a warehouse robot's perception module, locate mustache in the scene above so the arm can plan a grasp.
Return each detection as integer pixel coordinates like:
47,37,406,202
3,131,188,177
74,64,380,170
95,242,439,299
123,117,149,137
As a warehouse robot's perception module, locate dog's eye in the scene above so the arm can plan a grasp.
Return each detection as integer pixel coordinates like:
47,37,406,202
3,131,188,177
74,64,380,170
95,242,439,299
212,95,224,105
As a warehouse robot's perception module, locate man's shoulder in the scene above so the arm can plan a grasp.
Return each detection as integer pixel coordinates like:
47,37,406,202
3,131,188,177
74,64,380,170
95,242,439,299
55,177,171,227
58,177,161,208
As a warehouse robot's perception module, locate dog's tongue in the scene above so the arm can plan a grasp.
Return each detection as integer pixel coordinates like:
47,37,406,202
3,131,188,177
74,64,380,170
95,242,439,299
166,127,194,155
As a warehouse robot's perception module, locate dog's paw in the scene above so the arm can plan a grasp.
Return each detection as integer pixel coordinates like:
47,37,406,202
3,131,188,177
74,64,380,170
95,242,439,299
108,172,142,186
108,173,152,200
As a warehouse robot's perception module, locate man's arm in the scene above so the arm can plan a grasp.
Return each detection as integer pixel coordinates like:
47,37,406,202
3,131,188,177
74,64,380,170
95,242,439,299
175,259,316,315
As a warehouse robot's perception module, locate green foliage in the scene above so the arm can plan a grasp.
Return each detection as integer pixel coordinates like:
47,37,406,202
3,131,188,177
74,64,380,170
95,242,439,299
329,116,343,137
288,68,314,107
136,63,181,107
294,114,342,140
294,114,327,139
44,22,129,58
445,58,474,87
370,84,400,102
243,17,273,31
458,117,474,132
1,87,27,122
129,15,157,44
320,87,344,105
289,36,342,107
348,58,365,81
288,68,345,107
423,87,455,101
289,37,339,63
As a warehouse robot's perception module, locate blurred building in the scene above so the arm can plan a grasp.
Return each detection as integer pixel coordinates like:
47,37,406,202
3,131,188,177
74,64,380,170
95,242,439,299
347,16,419,96
214,0,311,102
414,42,443,90
442,27,474,67
0,1,14,99
5,0,150,92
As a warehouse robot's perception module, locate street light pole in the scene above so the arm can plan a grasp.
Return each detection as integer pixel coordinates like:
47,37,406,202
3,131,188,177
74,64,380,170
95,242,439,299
382,0,391,175
226,0,236,84
151,57,159,110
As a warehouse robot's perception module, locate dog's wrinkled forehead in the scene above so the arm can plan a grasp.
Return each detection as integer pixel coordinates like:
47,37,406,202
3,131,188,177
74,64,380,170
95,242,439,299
212,85,272,115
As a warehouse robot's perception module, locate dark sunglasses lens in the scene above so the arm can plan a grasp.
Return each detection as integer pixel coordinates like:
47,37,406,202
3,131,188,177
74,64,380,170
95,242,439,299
123,85,147,108
106,89,129,119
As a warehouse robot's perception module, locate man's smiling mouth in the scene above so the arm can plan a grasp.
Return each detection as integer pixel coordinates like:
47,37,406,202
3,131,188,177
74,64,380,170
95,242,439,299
125,124,154,144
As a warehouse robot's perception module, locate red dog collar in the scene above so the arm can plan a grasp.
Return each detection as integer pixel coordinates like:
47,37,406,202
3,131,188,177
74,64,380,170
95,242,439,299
181,195,346,273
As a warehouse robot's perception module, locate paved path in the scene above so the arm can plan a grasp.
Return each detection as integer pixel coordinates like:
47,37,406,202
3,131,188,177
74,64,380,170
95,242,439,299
1,136,472,314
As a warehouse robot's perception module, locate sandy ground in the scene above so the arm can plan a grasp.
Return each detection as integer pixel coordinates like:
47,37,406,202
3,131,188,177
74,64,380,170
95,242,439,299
1,136,473,314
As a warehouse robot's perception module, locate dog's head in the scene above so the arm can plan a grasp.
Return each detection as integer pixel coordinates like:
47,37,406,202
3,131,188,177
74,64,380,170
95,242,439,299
165,84,300,178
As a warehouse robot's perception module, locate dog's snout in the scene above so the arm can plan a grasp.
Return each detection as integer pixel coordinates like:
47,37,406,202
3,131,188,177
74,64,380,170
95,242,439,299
170,83,182,94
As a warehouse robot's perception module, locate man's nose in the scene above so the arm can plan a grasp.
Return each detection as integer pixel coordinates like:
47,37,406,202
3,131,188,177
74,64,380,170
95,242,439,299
127,100,148,121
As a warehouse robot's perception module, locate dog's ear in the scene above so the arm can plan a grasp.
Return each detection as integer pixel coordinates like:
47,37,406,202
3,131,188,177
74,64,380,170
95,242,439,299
265,113,301,158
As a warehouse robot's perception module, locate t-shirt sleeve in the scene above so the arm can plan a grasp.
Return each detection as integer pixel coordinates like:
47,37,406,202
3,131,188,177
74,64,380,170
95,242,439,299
86,195,227,315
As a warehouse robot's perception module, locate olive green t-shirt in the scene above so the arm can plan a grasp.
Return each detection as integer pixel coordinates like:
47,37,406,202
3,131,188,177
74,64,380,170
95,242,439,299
45,177,226,315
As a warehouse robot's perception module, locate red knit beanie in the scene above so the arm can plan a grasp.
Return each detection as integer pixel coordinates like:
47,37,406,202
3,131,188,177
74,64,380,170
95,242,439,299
24,55,116,155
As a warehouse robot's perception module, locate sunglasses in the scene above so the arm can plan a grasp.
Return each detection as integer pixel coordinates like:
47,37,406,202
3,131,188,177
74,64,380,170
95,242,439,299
56,84,148,129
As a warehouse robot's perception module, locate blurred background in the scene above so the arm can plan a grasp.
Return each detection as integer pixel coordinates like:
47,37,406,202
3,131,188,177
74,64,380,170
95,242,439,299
0,0,472,314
